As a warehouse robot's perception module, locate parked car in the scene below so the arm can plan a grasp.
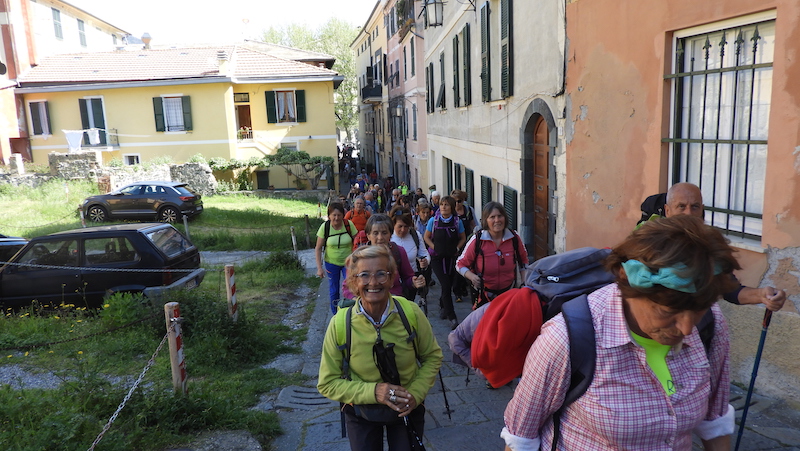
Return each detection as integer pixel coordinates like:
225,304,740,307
0,233,28,264
0,223,205,309
81,181,203,223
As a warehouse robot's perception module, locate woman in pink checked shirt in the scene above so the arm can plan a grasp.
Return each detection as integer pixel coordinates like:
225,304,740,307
502,215,740,451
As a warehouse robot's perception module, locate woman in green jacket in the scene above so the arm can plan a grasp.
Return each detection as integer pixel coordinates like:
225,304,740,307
318,245,443,450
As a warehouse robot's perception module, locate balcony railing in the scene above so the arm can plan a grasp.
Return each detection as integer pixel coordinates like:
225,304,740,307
361,84,382,103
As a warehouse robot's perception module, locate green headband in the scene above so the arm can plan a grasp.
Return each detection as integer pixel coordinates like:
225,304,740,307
621,260,698,293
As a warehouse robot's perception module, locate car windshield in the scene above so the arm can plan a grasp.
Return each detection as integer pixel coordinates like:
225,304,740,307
145,227,194,258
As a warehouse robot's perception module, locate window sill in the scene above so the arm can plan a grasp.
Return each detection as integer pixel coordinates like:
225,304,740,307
725,234,766,254
275,122,299,127
165,131,188,135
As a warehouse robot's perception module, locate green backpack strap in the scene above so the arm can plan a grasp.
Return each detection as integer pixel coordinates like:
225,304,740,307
335,296,421,380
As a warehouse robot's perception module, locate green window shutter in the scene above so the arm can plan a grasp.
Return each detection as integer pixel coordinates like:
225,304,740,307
454,163,462,189
152,97,165,132
265,91,277,123
439,52,446,110
411,37,416,76
295,90,306,122
500,0,513,98
181,96,193,131
425,65,430,113
44,101,52,134
29,103,43,135
445,158,453,194
452,35,460,108
90,98,106,144
463,24,472,106
481,175,492,207
503,185,518,230
79,99,90,130
465,168,474,205
480,2,491,103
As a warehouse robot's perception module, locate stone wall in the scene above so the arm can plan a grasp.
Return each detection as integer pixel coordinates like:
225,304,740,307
41,151,218,195
247,189,336,204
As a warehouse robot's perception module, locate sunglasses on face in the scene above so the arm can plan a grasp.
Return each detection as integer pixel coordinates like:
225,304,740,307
357,270,391,284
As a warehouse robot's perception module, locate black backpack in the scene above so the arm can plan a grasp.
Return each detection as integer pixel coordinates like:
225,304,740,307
637,192,667,226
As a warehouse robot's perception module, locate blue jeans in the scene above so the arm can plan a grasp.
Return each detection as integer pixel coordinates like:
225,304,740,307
324,261,346,314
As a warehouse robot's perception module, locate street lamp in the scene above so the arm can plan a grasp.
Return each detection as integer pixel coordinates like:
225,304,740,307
425,0,444,27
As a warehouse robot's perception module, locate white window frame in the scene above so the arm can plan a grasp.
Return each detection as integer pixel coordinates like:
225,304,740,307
77,19,87,47
160,94,187,133
274,90,298,124
27,100,51,136
52,8,62,40
123,154,141,166
668,11,776,240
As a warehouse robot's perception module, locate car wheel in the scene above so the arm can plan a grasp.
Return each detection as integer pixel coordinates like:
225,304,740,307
87,205,108,222
159,206,180,223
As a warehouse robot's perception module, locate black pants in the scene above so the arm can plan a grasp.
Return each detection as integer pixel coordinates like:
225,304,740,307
343,404,426,451
431,256,457,321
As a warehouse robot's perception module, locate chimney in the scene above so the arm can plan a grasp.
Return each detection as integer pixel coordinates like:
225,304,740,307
141,32,152,50
217,50,229,75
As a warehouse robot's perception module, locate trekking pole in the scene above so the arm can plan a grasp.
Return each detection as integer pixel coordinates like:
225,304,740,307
438,370,453,419
734,309,773,451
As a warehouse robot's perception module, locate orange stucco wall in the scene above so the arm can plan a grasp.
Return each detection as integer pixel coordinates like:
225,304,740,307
563,0,800,403
564,0,800,252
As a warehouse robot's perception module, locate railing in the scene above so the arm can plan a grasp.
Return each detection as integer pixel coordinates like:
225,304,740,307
361,84,382,102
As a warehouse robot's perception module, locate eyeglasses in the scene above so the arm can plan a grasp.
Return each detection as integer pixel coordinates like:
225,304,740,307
496,250,505,266
356,270,391,284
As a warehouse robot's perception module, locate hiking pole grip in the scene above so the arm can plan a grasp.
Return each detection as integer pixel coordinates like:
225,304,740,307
734,308,773,451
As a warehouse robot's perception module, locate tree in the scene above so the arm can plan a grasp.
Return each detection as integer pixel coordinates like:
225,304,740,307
265,148,334,190
262,19,359,144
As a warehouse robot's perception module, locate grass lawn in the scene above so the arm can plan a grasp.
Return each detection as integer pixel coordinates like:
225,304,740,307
0,180,323,450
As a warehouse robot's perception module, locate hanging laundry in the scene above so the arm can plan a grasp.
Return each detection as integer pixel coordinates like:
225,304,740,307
64,130,84,152
87,128,101,145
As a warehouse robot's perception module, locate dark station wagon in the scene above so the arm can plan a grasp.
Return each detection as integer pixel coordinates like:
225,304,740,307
0,223,205,309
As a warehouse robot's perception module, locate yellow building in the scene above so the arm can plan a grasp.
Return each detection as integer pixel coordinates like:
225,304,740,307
16,42,343,189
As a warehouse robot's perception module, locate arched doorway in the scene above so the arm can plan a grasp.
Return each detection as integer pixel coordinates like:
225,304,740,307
520,99,556,261
531,117,550,260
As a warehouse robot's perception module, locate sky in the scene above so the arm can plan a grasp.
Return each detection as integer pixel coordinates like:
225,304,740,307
67,0,380,46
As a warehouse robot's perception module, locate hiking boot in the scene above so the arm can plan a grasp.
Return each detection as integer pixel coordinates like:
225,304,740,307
455,297,463,303
439,309,448,320
486,381,495,389
450,319,459,330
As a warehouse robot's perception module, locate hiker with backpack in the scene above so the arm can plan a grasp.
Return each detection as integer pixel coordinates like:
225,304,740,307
316,202,357,314
451,190,477,303
342,214,425,300
502,215,740,450
424,195,466,329
345,197,371,232
318,245,443,450
389,206,431,302
638,182,786,311
457,201,527,310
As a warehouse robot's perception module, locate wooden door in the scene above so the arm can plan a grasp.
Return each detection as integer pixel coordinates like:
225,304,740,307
533,116,550,260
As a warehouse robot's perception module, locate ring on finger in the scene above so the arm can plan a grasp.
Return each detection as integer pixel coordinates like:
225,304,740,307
390,395,397,403
389,389,395,396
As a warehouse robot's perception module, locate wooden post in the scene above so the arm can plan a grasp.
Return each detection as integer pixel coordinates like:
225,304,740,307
291,226,298,255
225,265,238,321
182,215,191,240
304,215,311,248
164,302,188,394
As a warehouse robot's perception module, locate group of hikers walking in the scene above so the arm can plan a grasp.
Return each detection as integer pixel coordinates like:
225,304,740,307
314,177,788,451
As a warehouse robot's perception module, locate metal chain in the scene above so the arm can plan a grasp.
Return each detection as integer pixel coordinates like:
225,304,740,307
87,325,173,451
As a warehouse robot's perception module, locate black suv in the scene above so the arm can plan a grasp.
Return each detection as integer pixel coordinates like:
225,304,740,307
0,223,205,309
81,181,204,223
